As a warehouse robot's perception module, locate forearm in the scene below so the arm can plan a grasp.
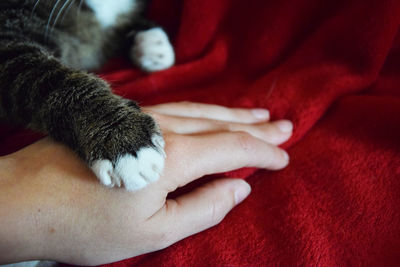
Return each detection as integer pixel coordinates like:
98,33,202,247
0,141,143,265
0,143,100,264
0,154,45,263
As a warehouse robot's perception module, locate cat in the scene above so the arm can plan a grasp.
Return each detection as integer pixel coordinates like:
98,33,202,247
0,0,175,191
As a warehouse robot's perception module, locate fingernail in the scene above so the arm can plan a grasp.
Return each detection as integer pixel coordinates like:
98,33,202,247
234,181,251,205
275,120,293,133
252,109,270,120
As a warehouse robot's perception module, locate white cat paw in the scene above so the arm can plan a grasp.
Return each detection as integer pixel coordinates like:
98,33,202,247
91,135,166,191
130,27,175,72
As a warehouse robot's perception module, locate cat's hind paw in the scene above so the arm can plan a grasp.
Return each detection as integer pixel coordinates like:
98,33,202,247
130,27,175,72
91,135,166,191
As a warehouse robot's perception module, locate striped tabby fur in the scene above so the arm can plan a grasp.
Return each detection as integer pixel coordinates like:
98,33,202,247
0,0,174,191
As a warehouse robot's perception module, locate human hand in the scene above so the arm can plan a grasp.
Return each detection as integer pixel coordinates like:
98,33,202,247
0,102,292,265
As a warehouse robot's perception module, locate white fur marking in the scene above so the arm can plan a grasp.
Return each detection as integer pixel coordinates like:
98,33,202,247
85,0,136,28
91,159,113,186
91,134,166,191
131,28,175,72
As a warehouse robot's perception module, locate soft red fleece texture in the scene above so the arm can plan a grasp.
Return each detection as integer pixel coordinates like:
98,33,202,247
1,0,400,265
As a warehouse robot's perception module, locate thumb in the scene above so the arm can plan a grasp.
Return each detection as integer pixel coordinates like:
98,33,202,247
150,179,251,249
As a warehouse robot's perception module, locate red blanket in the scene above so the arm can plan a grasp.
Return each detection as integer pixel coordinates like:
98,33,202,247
2,0,400,265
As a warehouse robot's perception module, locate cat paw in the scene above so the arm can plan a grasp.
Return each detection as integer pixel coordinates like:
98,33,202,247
130,27,175,72
90,135,166,191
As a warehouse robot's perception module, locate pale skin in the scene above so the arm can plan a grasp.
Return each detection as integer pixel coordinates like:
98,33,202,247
0,102,293,265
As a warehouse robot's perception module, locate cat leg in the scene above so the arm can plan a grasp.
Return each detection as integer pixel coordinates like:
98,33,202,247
127,19,175,72
0,42,165,191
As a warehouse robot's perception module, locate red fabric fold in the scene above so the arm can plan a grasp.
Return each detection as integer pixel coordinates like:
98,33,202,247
1,0,399,265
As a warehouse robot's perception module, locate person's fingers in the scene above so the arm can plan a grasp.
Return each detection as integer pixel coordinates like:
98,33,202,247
158,132,289,192
151,113,292,145
148,179,251,251
144,101,270,123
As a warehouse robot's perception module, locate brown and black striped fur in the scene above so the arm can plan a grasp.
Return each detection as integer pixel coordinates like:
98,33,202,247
0,1,166,177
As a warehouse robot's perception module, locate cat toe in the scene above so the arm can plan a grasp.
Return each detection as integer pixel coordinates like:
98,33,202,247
91,159,116,187
115,145,165,191
130,27,175,72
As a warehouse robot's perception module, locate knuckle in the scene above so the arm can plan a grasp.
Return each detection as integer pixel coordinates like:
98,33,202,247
201,184,233,226
208,202,221,226
235,131,257,152
207,201,226,226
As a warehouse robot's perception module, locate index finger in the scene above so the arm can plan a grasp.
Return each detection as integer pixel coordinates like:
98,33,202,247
157,132,289,192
